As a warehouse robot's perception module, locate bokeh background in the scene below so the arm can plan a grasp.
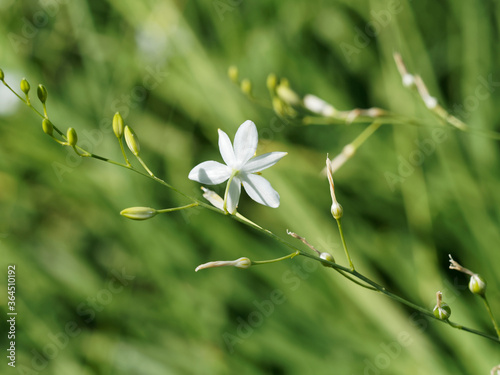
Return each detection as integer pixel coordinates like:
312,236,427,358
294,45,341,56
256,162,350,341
1,0,500,374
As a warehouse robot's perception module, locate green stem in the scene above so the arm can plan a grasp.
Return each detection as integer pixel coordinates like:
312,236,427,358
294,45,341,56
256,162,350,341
157,203,199,214
118,138,131,166
350,121,382,149
136,155,154,177
482,296,500,339
336,218,354,271
252,251,300,265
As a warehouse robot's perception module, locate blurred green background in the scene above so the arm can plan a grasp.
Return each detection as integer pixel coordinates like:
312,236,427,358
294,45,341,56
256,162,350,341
1,0,500,374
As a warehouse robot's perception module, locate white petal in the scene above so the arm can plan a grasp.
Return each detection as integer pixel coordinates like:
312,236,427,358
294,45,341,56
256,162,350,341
201,187,224,211
233,120,258,167
241,173,280,208
188,161,231,184
218,129,235,167
225,176,241,214
242,152,287,173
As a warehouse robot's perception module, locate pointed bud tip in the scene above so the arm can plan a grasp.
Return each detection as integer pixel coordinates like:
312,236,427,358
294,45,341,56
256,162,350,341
20,78,30,95
113,112,124,139
37,84,48,104
120,207,157,220
124,125,140,156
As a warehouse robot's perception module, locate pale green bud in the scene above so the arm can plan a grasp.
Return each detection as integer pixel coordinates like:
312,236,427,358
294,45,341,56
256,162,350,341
228,65,238,83
266,73,277,92
272,97,285,117
320,252,335,267
433,303,451,320
124,126,140,156
37,84,48,104
67,128,78,146
276,84,300,106
42,119,53,136
113,112,124,139
331,202,343,220
0,68,4,81
20,78,30,95
469,274,486,296
120,207,157,220
240,79,252,96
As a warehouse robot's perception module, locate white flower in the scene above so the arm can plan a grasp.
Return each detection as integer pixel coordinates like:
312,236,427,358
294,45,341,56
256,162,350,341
188,120,287,214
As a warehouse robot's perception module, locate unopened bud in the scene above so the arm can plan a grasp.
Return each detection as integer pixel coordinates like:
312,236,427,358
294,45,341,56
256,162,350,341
331,202,343,220
124,126,140,156
67,128,78,146
42,119,53,136
433,303,451,320
37,84,48,104
266,73,277,92
240,79,252,96
276,84,300,106
120,207,157,220
424,96,438,110
228,65,238,83
272,97,285,117
20,78,30,95
113,112,124,139
469,274,487,296
320,252,335,267
0,68,4,81
303,94,336,117
402,74,415,88
195,257,252,272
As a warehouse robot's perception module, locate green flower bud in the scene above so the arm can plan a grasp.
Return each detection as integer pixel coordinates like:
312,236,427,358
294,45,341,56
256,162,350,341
266,73,277,92
20,78,30,95
276,84,300,106
240,79,252,96
433,303,451,320
331,202,343,220
320,252,335,267
228,65,238,83
42,119,53,136
113,112,124,139
469,274,487,296
124,125,140,156
120,207,157,220
0,68,4,81
272,97,285,117
37,84,48,104
67,127,78,146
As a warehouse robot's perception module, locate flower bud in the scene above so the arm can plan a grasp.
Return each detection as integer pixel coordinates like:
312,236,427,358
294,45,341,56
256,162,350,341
228,65,238,83
266,73,277,92
67,128,78,146
195,257,252,272
320,252,335,267
240,79,252,96
402,74,415,88
433,303,451,320
20,78,30,95
276,84,300,106
124,126,140,156
469,274,487,296
272,97,285,117
0,68,4,81
303,94,336,117
42,119,53,136
331,202,343,220
37,84,48,104
120,207,157,220
113,112,124,139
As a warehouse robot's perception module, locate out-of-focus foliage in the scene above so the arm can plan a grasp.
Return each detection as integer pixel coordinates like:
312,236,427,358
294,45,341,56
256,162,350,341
1,1,500,374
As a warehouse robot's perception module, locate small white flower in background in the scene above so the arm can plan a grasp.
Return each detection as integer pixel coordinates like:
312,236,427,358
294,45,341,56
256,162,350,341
303,94,336,117
189,120,287,214
195,257,252,272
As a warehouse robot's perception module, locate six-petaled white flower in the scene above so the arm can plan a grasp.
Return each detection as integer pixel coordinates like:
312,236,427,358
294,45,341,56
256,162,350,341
188,120,287,214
